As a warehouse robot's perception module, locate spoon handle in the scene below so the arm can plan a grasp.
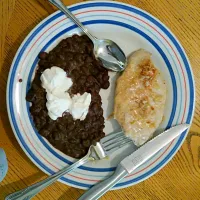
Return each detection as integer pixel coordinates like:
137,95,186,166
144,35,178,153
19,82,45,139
49,0,96,42
5,155,92,200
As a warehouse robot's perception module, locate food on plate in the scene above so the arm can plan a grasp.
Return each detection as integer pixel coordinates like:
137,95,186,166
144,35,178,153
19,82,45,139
40,66,91,121
26,34,110,158
114,49,166,146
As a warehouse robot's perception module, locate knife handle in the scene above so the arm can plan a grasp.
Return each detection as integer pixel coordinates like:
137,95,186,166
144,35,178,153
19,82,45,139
78,164,128,200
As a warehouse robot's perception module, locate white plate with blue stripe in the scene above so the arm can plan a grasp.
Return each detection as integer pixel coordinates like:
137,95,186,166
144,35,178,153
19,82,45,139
7,1,195,189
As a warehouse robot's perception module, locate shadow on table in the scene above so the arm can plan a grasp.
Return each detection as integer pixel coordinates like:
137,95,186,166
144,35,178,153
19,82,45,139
58,187,84,200
0,172,44,198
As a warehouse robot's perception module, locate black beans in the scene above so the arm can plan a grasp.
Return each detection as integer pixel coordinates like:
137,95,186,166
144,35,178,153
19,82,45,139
102,72,109,82
70,69,79,79
26,89,36,102
69,138,81,144
83,140,91,148
81,132,88,139
38,59,46,67
26,35,109,159
40,128,50,137
52,132,63,141
39,52,48,60
102,81,110,89
78,75,87,85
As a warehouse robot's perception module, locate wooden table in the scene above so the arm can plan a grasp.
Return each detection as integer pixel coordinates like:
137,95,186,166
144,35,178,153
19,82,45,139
0,0,200,199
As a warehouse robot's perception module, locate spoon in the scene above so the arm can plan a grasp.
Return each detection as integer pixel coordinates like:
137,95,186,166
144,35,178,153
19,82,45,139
49,0,127,72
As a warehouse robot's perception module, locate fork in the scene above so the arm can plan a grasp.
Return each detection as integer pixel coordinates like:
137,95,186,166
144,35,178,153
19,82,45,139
5,131,132,200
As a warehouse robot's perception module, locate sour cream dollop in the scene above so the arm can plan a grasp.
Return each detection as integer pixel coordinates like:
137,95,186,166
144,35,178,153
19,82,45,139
40,66,91,120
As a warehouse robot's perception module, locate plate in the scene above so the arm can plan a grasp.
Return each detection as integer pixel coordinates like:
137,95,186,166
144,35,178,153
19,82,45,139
7,1,195,189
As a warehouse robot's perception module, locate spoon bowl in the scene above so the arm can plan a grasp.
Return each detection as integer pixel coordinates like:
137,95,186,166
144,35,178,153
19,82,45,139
49,0,127,72
93,39,127,72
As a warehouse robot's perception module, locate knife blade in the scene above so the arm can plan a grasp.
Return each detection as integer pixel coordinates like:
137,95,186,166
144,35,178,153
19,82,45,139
78,124,189,200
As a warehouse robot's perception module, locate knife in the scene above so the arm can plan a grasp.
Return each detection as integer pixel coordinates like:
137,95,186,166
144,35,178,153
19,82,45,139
78,124,189,200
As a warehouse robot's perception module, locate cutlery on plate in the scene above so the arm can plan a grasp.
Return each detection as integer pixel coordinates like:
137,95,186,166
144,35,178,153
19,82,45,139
48,0,127,72
78,124,189,200
5,131,132,200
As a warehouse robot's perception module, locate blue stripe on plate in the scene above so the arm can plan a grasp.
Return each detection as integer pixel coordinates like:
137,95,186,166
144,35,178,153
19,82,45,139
8,2,194,188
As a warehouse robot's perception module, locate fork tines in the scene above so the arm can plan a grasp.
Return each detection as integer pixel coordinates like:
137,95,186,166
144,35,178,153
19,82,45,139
100,131,132,154
100,131,123,143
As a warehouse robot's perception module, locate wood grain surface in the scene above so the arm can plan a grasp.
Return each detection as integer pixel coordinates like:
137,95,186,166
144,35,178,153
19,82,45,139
0,0,200,199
